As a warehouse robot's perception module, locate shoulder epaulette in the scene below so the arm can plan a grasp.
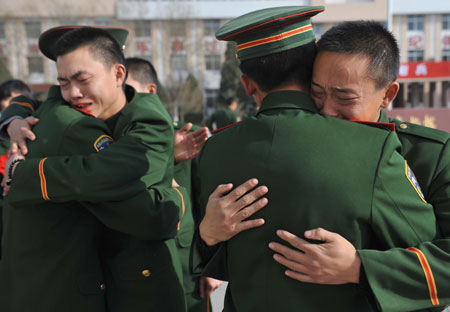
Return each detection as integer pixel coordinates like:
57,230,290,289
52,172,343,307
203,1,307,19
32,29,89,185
349,119,396,132
212,121,242,134
390,119,450,144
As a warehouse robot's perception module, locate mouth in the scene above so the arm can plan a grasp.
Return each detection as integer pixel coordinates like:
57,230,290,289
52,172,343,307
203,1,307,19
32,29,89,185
72,103,95,116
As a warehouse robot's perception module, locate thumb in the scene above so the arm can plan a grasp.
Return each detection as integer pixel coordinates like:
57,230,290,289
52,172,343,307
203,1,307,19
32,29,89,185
181,122,193,133
26,117,40,125
304,227,336,243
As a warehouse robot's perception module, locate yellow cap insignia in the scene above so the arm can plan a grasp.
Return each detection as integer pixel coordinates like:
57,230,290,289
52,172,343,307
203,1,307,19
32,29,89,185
94,135,113,152
405,160,426,203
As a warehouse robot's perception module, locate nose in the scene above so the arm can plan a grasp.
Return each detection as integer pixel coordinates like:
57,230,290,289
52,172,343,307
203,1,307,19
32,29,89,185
68,85,83,100
319,97,338,118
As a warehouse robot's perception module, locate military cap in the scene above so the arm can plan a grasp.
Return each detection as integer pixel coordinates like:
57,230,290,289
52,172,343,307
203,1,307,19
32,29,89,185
216,6,324,61
39,26,129,61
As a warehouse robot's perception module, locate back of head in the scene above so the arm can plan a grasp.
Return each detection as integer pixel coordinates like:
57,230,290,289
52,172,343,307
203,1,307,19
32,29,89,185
54,27,126,70
215,6,324,93
0,79,32,101
126,57,159,86
317,21,399,89
240,42,317,92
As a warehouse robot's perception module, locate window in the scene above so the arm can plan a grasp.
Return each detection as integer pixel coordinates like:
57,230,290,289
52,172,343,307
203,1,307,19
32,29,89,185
408,50,424,62
59,17,78,26
204,20,220,37
443,14,450,30
170,21,186,37
94,17,113,26
24,20,41,39
407,83,424,107
135,20,152,38
408,15,424,31
27,56,43,74
443,50,450,61
205,54,221,71
205,89,219,112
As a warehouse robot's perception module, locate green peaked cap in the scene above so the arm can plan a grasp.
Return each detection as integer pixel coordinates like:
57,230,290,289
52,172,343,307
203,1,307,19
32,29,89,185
216,6,324,61
39,25,129,61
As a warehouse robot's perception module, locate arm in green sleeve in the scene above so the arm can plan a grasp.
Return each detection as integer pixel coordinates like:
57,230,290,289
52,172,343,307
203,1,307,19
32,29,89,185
359,132,444,312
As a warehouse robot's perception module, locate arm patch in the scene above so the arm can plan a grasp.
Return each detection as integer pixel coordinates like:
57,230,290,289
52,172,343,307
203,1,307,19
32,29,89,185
94,135,113,152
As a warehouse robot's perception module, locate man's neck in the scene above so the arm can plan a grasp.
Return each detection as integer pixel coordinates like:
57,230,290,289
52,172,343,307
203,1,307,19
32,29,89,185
255,84,309,107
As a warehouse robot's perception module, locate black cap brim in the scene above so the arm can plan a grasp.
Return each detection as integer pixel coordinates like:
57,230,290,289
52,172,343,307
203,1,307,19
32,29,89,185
39,26,129,61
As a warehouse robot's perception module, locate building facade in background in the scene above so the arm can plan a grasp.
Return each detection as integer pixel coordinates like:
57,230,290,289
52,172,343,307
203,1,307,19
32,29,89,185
0,0,449,122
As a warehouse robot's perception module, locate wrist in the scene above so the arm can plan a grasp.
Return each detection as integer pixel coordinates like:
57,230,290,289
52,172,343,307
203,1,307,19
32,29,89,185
8,158,24,179
199,222,218,246
7,118,22,138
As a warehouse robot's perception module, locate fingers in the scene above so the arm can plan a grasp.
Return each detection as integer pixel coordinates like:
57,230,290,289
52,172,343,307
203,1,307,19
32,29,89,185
228,178,262,203
272,251,307,274
9,142,19,154
304,227,338,243
269,241,306,263
208,183,234,200
234,218,265,234
17,139,29,155
192,127,208,144
276,230,309,250
235,197,268,221
25,116,40,125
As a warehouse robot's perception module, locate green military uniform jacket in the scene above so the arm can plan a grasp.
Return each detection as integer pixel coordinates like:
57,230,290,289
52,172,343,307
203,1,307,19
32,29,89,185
0,86,187,311
193,91,438,312
354,110,450,311
207,107,239,131
173,121,209,312
0,89,112,312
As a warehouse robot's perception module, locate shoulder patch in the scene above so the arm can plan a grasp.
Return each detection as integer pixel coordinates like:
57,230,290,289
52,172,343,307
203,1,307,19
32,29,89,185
393,120,450,144
94,135,113,152
405,160,426,203
212,121,242,134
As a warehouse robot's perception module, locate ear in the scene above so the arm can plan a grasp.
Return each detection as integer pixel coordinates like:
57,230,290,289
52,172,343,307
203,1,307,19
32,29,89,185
115,63,127,88
146,83,158,94
240,75,256,96
381,81,399,109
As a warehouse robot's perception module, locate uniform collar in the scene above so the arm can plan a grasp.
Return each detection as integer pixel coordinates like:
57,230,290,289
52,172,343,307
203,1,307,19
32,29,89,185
48,85,64,99
257,90,318,116
378,109,389,123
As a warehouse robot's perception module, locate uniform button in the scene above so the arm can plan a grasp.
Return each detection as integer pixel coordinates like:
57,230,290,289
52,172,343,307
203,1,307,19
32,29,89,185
399,123,408,129
100,283,106,290
141,269,151,277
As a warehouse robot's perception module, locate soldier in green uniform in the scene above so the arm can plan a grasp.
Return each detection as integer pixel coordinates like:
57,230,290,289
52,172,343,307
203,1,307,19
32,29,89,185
193,6,442,311
126,56,221,312
207,97,240,132
268,21,450,311
0,27,187,311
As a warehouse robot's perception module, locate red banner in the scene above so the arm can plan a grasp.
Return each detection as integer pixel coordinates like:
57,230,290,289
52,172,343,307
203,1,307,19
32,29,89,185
386,108,450,133
398,61,450,81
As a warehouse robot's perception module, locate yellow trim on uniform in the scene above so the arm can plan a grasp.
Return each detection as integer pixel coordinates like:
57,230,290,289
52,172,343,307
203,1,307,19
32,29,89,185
404,160,427,203
406,247,439,306
10,101,35,112
39,157,50,201
173,187,186,231
237,24,312,51
93,134,113,152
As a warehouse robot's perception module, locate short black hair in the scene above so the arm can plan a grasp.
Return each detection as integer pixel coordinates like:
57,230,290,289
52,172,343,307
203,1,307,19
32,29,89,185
126,57,159,86
317,21,399,89
225,97,237,106
55,27,126,70
0,79,32,101
239,42,317,92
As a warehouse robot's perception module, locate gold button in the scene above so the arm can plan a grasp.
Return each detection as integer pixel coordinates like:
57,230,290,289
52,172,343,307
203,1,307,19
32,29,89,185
100,283,106,290
399,123,408,129
141,269,151,277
